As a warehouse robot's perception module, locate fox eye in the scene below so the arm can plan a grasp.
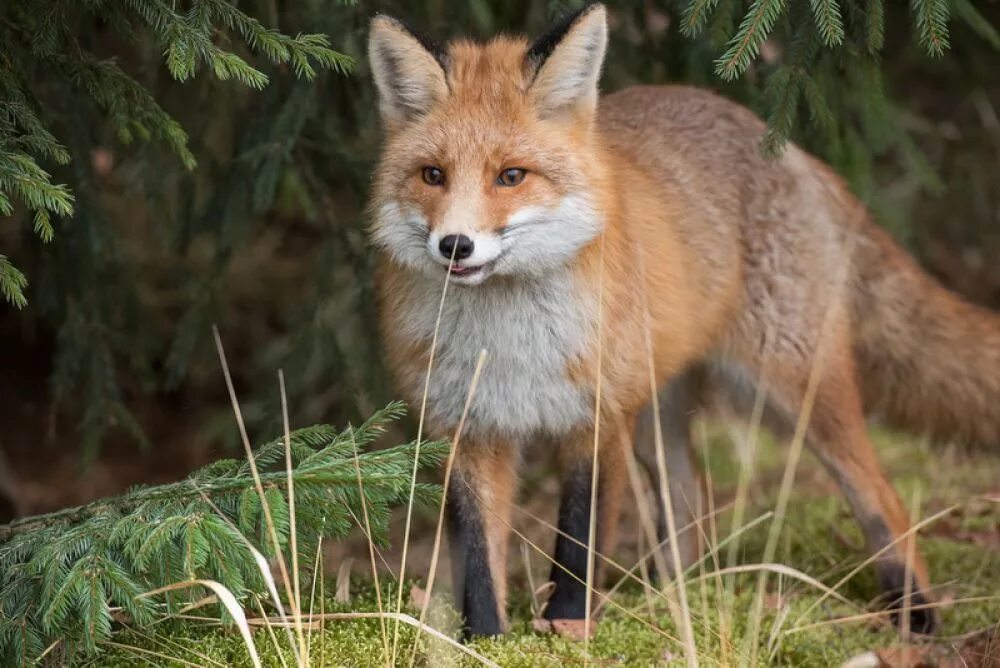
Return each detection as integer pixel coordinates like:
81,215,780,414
497,168,527,187
422,166,445,186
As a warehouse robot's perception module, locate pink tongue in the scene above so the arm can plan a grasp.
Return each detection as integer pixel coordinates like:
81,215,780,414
450,265,471,274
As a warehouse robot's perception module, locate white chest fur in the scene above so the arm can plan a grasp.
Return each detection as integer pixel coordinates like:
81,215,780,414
393,271,597,441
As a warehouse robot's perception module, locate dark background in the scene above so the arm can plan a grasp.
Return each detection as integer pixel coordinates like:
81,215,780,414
1,0,997,520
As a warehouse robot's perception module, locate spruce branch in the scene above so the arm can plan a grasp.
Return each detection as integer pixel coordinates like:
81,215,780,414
0,0,353,307
761,22,821,155
0,403,447,663
808,0,844,46
866,0,886,53
911,0,951,57
0,254,28,309
715,0,788,80
681,0,723,37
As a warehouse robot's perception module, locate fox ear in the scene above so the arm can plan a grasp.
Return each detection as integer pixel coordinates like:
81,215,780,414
527,4,608,120
368,16,448,126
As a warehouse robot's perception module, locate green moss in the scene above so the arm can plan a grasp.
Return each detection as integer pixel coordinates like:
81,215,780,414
91,428,1000,666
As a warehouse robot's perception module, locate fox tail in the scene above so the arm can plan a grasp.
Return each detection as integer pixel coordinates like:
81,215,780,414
853,224,1000,448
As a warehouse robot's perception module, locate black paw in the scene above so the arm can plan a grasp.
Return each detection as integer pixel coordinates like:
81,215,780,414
876,564,939,635
461,616,504,640
882,588,939,635
543,582,588,621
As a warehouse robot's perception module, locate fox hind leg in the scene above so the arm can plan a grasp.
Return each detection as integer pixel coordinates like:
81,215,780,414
808,420,938,634
634,371,705,580
758,344,938,634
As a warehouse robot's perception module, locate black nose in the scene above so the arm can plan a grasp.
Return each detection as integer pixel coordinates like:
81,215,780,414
439,234,475,260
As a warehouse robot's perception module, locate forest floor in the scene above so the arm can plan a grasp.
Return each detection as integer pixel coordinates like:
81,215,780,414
92,424,1000,667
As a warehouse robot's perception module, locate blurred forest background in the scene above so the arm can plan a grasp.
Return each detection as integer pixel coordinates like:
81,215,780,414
1,0,998,520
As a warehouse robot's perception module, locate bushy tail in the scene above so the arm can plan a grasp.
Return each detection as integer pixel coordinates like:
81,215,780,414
853,224,1000,448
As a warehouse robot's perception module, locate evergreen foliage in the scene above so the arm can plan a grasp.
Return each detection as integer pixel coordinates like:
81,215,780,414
0,1,997,457
0,0,352,309
0,403,447,664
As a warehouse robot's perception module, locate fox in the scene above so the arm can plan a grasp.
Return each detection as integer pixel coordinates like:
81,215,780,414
367,3,1000,638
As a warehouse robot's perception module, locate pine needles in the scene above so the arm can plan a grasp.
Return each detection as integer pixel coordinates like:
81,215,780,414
0,403,447,665
715,0,788,81
0,0,353,308
702,0,956,80
0,255,29,309
911,0,951,56
1,0,995,465
677,0,963,154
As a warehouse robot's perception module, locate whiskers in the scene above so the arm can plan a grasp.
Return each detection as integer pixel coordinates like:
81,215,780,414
404,219,429,242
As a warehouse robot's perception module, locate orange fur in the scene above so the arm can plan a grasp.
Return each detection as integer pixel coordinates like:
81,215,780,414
368,6,999,635
451,442,517,625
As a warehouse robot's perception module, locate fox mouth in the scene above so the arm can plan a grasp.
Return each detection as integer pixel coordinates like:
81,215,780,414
445,261,494,284
448,264,482,276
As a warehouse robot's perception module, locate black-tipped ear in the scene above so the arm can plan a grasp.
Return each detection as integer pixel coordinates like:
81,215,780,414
526,4,608,119
368,16,449,126
527,4,598,70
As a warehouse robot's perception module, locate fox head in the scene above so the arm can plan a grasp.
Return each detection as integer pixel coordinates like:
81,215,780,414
368,4,609,286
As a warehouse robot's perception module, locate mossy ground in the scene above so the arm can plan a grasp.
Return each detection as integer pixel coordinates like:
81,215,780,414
94,427,999,666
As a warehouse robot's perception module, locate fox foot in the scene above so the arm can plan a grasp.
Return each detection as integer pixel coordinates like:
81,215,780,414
877,564,939,635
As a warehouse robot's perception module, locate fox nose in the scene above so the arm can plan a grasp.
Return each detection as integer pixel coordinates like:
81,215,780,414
439,234,475,260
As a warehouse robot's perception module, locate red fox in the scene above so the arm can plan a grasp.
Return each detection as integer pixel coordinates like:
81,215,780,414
367,4,1000,638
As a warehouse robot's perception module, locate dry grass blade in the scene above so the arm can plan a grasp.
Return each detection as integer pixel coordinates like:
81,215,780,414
457,475,692,651
698,426,733,666
142,580,263,668
344,505,398,577
212,327,301,663
635,234,698,668
334,557,353,604
408,349,487,668
248,544,296,641
787,596,1000,634
521,541,541,618
191,483,300,664
621,445,683,624
791,504,958,626
307,533,325,663
725,325,773,578
274,612,501,668
351,428,392,667
279,370,307,663
900,487,921,641
116,625,230,667
585,231,607,659
593,509,772,616
392,248,457,663
745,227,859,665
32,640,61,664
99,640,208,668
254,595,290,668
690,563,857,608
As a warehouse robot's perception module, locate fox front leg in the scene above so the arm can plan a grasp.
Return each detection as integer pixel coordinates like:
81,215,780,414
544,422,630,621
447,442,517,637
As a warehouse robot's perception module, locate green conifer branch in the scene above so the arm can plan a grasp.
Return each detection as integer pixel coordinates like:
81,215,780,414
0,254,28,309
866,0,886,53
681,0,723,37
715,0,788,80
761,19,821,155
911,0,951,56
808,0,844,46
0,403,447,663
0,0,353,307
